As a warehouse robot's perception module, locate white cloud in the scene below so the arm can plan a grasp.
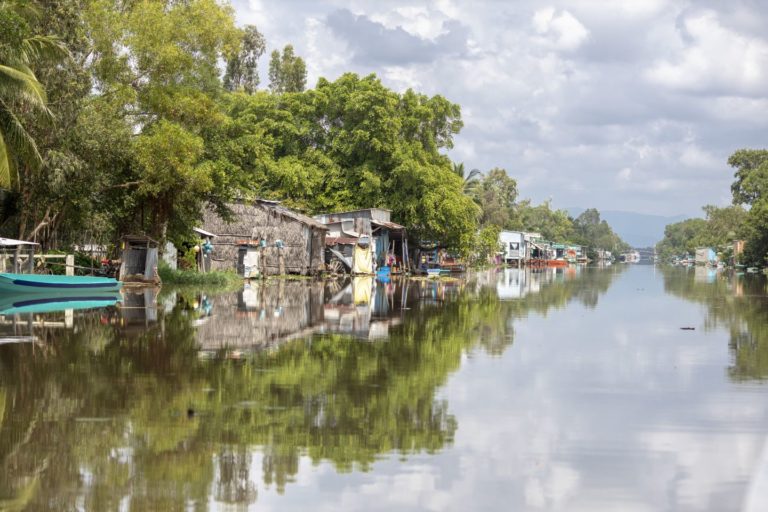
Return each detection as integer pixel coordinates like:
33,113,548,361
646,10,768,96
533,7,590,51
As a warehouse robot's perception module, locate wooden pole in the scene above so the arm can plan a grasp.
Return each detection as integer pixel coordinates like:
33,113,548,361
65,254,74,276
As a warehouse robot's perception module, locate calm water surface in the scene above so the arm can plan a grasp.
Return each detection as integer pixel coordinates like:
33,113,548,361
2,265,768,511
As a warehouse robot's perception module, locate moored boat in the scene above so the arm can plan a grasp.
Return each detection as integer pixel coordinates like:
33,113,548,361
0,273,122,294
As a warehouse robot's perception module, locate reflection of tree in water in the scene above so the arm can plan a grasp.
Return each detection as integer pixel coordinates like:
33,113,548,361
0,266,622,509
215,446,258,504
661,266,768,380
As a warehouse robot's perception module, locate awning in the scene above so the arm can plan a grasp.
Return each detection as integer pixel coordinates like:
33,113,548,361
371,219,405,230
193,227,217,238
0,237,39,247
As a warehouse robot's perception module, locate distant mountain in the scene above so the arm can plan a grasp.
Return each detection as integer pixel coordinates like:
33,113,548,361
566,208,688,248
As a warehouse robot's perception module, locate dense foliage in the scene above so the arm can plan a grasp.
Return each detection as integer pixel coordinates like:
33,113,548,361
728,149,768,265
656,205,746,261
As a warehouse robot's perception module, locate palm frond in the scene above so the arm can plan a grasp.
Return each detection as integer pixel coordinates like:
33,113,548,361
0,129,11,189
465,168,482,183
0,100,42,180
0,64,47,106
21,35,70,64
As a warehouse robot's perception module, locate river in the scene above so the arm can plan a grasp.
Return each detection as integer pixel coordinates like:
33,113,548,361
1,265,768,511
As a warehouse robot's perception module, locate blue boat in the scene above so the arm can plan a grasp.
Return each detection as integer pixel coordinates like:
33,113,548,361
0,293,121,315
0,273,122,294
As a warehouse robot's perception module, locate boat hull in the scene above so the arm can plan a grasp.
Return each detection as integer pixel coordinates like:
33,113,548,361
0,273,122,294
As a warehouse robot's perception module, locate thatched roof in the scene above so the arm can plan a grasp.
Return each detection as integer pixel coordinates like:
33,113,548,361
205,201,328,236
257,200,328,230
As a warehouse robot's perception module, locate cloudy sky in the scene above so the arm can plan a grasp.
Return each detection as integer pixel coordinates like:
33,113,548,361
231,0,768,217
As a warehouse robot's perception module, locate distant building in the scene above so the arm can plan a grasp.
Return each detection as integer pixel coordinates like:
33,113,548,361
499,231,525,266
695,247,717,266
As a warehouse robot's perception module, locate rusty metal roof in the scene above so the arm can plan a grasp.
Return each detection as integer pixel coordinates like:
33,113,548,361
326,237,359,245
371,219,405,230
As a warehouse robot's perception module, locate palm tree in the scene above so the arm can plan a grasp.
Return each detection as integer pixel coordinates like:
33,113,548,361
452,162,482,194
0,1,67,189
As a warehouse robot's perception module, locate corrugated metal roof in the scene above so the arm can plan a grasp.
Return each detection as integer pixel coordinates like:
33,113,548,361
371,219,405,230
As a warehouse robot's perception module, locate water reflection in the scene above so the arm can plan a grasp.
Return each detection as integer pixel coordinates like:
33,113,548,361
661,266,768,381
0,265,637,510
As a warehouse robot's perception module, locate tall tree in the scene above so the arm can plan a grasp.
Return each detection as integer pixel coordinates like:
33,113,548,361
727,149,768,264
473,168,517,228
268,45,307,93
223,24,265,94
85,0,241,240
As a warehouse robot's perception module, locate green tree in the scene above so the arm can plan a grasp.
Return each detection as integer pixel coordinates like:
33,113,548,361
727,149,768,265
474,167,517,228
268,45,307,93
475,224,501,263
223,24,266,94
85,0,241,241
572,208,628,257
656,218,708,260
516,200,575,241
217,73,477,252
133,120,210,240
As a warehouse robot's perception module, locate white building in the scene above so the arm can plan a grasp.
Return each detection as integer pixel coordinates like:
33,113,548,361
499,231,525,265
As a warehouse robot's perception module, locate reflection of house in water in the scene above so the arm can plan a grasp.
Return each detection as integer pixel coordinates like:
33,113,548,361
120,288,159,333
694,265,718,284
495,267,568,300
496,268,527,299
320,277,405,340
193,278,416,352
194,281,326,353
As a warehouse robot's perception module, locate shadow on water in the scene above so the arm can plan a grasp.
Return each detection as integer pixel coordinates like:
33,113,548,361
661,266,768,381
0,265,624,510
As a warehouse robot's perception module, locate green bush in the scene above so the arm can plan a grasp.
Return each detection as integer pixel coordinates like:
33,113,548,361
157,264,241,286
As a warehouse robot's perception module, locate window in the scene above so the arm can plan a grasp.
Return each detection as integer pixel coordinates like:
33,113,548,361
509,242,519,250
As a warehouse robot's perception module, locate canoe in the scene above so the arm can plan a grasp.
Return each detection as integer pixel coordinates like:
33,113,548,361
0,273,122,294
0,293,121,315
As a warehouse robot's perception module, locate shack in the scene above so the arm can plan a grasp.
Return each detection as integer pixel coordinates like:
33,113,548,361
313,208,408,274
201,200,328,276
695,247,717,266
119,235,160,283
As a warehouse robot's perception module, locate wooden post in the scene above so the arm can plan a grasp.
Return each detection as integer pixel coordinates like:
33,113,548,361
278,247,285,275
65,254,74,276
